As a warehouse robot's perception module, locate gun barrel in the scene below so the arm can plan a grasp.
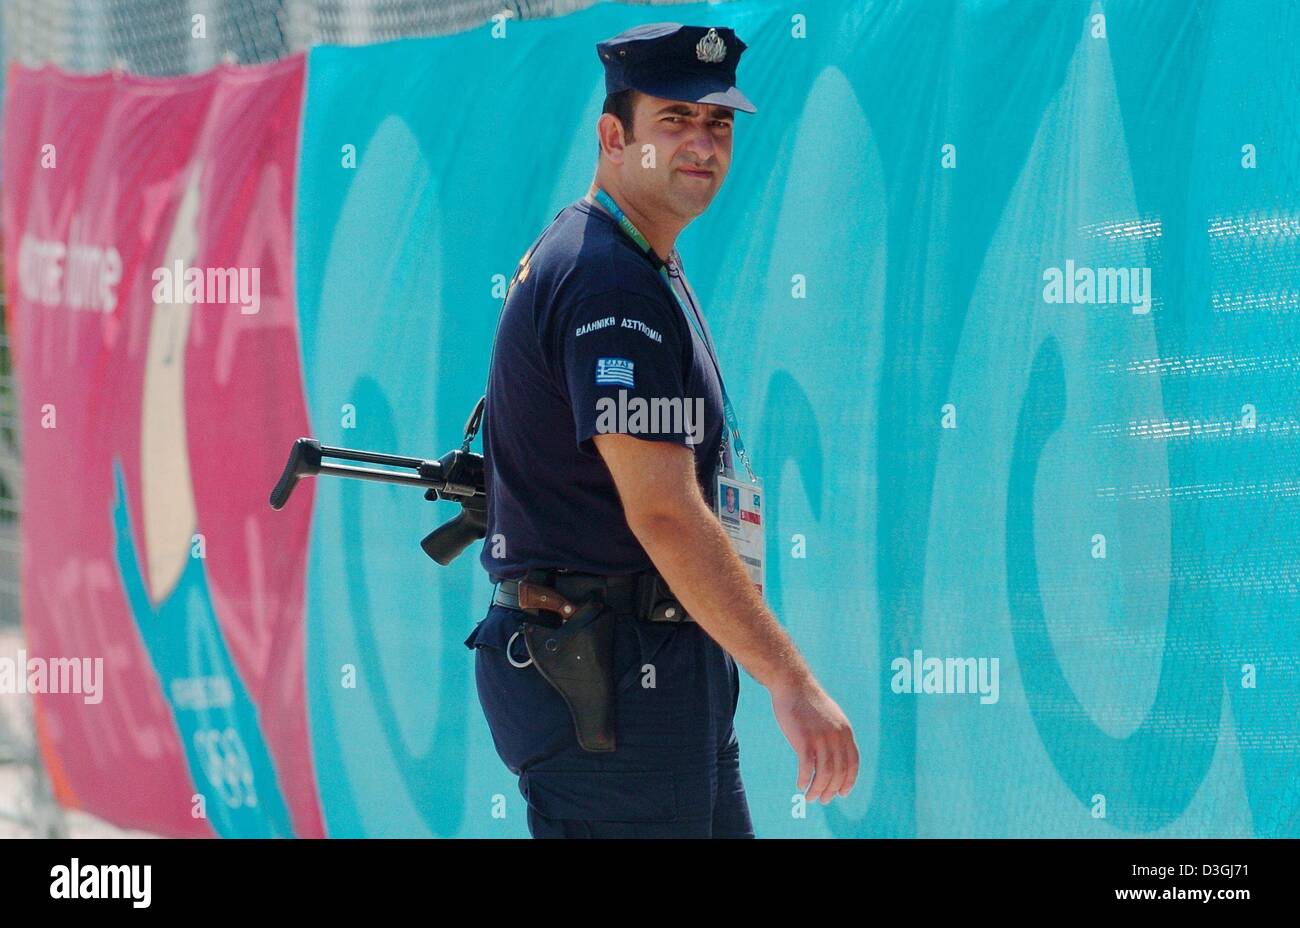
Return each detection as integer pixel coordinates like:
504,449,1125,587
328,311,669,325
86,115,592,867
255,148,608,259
317,444,429,470
315,461,442,489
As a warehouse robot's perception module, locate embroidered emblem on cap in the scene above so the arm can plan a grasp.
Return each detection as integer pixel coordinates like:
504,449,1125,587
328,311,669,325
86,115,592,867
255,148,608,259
695,27,726,64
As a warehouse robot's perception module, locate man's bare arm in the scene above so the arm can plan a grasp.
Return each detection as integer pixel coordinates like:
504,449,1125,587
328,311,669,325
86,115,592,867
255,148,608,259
593,432,859,802
593,434,803,688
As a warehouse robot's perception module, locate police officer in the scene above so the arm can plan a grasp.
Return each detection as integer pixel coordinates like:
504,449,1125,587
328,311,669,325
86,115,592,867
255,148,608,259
464,22,858,838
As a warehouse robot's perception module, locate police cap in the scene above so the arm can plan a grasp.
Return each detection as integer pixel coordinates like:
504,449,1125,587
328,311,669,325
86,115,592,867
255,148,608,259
596,22,756,114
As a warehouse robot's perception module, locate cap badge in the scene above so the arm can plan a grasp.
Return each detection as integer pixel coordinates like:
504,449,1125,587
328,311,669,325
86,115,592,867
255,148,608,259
695,28,727,64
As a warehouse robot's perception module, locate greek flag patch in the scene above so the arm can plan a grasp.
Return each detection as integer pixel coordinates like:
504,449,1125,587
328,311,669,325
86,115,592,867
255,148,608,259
595,357,635,387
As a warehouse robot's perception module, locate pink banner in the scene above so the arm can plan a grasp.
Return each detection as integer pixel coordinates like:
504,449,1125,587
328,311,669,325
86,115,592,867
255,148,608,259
3,58,322,837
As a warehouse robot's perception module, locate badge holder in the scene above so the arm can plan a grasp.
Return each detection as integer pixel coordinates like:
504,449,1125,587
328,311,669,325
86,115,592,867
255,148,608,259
715,462,765,597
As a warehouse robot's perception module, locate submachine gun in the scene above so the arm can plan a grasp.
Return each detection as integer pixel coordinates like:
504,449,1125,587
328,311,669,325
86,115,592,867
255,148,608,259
268,397,487,565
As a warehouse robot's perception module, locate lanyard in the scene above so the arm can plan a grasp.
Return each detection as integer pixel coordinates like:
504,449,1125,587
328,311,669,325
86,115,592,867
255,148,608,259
591,187,757,482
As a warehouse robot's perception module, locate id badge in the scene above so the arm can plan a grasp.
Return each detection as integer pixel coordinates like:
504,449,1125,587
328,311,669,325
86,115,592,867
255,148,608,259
716,472,765,596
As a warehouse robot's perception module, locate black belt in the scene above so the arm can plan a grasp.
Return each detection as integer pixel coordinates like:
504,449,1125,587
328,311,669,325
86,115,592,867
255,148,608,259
492,569,694,624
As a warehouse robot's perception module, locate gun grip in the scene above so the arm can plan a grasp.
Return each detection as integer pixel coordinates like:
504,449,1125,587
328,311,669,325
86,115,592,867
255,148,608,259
420,507,488,565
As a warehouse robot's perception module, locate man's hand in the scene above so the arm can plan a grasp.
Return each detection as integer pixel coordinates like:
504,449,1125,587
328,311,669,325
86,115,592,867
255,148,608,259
770,677,858,803
593,432,859,800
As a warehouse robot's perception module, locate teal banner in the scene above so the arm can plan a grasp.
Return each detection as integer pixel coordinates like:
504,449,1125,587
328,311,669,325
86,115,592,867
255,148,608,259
293,0,1299,836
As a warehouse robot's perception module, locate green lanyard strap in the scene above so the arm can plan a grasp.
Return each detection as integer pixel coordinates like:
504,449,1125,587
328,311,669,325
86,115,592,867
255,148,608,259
592,187,757,482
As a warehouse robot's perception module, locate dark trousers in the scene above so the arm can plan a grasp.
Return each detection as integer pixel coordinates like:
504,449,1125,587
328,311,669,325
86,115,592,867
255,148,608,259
466,603,755,838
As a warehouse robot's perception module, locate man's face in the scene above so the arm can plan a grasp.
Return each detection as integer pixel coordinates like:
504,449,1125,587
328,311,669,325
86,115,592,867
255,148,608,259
617,92,734,222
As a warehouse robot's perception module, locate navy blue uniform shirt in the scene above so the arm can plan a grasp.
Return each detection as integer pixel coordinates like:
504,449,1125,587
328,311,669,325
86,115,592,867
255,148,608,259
480,197,725,582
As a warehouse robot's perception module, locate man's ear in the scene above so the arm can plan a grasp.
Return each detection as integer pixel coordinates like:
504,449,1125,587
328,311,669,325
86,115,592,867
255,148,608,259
597,113,626,164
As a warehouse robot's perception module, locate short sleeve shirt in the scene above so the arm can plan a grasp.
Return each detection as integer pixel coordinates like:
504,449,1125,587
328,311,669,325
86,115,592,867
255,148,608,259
480,197,726,581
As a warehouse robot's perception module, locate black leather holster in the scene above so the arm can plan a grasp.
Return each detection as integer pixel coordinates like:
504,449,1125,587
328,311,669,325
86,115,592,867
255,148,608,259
514,577,618,753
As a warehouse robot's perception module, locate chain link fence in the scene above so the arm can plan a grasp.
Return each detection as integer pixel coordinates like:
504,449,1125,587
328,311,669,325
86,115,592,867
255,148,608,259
2,0,704,75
